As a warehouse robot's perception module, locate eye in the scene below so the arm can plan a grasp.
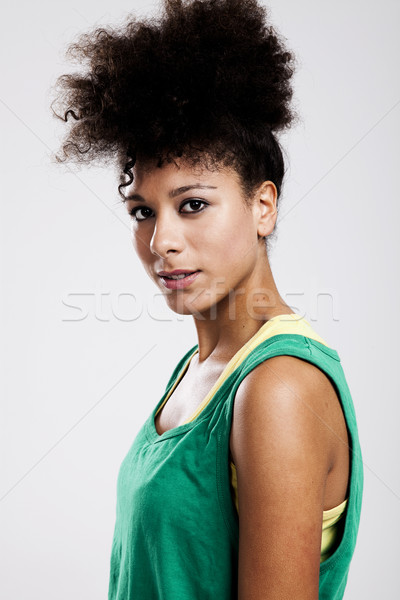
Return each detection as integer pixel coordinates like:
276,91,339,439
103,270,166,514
129,206,153,222
128,198,208,222
180,199,208,214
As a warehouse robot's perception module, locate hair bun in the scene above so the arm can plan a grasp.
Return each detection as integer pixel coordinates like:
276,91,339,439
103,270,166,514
52,0,298,165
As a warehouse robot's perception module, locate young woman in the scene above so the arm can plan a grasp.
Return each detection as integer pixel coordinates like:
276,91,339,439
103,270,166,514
52,1,363,598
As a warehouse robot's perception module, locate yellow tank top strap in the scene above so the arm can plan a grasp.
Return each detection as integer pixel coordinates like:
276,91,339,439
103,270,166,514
185,313,329,423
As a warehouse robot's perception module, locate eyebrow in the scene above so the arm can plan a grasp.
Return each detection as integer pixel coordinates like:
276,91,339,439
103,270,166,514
125,184,217,202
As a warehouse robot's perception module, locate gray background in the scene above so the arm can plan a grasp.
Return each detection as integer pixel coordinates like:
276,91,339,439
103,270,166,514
1,0,399,597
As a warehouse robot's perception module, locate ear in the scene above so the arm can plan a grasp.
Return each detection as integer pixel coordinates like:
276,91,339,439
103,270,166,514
253,181,278,238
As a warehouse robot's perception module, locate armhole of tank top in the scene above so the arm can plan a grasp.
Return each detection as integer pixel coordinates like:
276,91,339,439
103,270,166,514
219,337,356,569
292,340,354,568
306,342,359,571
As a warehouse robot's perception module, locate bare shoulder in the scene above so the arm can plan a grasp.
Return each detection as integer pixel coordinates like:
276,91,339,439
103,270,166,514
230,354,345,474
230,355,347,599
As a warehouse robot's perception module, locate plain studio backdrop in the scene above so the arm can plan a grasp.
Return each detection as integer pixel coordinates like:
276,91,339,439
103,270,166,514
1,0,398,598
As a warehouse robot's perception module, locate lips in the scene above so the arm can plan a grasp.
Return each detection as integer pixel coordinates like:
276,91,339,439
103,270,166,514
158,269,199,278
158,270,201,290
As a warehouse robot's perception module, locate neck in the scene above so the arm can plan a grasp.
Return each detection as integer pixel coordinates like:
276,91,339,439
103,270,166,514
192,250,294,363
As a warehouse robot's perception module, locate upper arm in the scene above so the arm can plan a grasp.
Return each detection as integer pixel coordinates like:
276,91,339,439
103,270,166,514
230,355,335,600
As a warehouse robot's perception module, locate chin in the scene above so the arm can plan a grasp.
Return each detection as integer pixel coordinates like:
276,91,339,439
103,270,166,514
164,293,225,320
164,298,202,317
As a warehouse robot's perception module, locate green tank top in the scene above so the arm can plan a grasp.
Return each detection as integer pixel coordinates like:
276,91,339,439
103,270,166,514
108,325,363,599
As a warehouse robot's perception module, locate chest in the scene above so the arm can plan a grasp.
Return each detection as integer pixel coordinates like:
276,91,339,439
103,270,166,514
112,407,238,600
154,360,227,435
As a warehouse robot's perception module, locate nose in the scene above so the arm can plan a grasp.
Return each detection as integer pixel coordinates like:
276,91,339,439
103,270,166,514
149,211,185,257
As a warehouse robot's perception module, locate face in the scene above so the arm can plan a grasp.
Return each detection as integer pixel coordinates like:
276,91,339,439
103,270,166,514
125,157,269,318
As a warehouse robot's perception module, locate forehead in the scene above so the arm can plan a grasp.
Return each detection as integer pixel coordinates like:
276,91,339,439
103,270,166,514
131,156,242,192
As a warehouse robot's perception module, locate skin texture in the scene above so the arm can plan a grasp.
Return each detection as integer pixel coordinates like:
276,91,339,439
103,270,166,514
124,157,350,599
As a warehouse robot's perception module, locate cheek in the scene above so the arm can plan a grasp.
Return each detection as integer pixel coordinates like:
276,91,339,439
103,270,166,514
200,207,257,261
131,228,151,261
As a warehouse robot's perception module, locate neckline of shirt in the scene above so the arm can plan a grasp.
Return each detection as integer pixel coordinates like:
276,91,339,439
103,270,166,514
147,313,337,442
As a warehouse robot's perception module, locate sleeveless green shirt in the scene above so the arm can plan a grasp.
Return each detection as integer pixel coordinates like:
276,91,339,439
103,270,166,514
108,322,363,599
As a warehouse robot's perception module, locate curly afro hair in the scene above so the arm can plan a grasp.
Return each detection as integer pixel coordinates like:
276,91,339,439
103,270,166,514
52,0,298,223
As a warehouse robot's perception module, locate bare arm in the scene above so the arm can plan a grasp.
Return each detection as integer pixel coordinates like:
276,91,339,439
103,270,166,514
230,355,336,600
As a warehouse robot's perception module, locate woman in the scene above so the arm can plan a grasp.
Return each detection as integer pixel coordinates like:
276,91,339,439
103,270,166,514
52,1,363,598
